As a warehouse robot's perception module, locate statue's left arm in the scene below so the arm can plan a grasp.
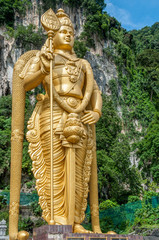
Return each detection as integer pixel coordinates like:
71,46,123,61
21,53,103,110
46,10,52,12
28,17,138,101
91,80,102,117
81,63,102,125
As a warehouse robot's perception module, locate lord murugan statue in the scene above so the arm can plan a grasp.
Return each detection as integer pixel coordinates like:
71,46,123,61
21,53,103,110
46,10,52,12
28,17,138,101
9,8,102,240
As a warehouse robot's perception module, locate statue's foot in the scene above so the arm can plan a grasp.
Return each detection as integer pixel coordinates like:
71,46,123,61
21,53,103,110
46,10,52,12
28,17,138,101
74,224,93,233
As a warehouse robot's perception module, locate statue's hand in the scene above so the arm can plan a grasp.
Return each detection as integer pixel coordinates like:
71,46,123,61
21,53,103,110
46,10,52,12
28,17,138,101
81,110,100,124
40,50,54,73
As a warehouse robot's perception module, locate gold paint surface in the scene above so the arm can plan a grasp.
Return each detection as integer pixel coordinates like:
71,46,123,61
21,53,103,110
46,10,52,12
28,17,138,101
11,129,24,142
9,202,19,216
17,231,29,240
9,8,102,239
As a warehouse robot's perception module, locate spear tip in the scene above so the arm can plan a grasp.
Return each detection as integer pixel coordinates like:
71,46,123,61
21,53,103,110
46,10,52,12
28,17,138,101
41,8,61,33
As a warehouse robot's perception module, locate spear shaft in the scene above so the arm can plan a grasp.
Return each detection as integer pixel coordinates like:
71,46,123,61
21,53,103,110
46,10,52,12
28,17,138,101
48,30,55,224
41,8,61,224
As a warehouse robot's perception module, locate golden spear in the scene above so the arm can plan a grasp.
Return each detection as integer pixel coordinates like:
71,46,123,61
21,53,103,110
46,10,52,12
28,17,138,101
41,9,61,224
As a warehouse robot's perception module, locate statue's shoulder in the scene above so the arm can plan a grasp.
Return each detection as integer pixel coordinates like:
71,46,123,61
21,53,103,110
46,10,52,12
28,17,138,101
80,59,93,73
80,59,91,67
14,50,40,73
14,50,40,78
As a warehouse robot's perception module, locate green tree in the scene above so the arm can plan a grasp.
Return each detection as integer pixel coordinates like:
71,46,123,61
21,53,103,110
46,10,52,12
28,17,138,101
96,95,121,151
96,96,141,203
0,95,12,188
0,93,36,188
0,0,14,27
137,113,159,183
110,134,141,203
74,40,88,58
0,0,31,27
6,24,46,50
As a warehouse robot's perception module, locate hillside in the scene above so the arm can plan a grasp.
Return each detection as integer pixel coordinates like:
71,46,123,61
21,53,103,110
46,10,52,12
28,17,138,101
0,0,159,235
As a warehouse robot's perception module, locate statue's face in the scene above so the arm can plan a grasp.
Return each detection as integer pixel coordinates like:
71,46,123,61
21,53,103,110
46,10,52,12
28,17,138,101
54,26,74,51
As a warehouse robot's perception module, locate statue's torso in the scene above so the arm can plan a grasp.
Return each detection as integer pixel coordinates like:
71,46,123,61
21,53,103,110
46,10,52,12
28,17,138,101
44,54,85,99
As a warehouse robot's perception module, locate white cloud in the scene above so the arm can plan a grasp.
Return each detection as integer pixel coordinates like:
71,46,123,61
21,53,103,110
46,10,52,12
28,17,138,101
104,0,143,30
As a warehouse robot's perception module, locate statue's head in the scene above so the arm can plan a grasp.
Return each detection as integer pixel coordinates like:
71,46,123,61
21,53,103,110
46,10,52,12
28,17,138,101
54,9,74,51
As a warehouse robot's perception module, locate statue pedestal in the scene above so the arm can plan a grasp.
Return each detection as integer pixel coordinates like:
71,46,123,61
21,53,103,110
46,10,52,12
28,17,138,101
33,225,144,240
33,225,72,240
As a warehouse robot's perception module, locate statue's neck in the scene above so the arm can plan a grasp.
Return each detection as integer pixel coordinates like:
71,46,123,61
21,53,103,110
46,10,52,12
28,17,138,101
54,49,78,61
54,49,72,55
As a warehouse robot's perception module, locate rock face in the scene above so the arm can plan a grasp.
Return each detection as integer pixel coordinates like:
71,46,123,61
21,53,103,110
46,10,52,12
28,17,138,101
0,30,15,96
85,51,118,95
0,0,118,97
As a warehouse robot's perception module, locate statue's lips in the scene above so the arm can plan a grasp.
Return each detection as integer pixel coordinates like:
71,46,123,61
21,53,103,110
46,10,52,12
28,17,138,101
65,37,71,42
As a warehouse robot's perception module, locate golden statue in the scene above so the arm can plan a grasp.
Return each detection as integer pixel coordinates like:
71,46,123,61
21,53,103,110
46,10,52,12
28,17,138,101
9,8,102,240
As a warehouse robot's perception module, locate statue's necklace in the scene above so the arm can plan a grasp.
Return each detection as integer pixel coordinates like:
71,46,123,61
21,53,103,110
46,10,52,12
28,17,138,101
65,60,82,83
54,51,82,83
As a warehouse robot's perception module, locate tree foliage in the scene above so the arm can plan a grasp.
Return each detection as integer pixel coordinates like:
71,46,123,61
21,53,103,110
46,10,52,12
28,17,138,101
133,191,159,227
6,24,46,50
96,96,141,204
131,23,159,53
0,93,35,188
0,0,31,27
74,40,88,58
136,113,159,183
0,96,12,188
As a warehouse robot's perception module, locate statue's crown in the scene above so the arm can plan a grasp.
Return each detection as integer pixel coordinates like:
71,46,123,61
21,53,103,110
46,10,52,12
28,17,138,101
56,9,74,30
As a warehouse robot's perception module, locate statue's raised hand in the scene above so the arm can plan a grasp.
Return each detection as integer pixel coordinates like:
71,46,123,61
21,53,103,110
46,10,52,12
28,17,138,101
40,50,54,74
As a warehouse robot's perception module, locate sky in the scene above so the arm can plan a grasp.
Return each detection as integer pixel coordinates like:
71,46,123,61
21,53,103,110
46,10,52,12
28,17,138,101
104,0,159,31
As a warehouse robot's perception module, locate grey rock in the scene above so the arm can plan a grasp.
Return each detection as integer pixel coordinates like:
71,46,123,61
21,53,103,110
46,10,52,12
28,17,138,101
85,51,118,95
144,237,159,240
0,0,117,97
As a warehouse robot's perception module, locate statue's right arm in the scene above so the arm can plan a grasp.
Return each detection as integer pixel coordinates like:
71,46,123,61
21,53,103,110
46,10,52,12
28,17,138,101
23,56,45,91
23,52,51,91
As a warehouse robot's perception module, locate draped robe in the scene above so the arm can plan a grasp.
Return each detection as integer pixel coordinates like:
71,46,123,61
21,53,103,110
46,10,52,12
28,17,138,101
26,52,96,225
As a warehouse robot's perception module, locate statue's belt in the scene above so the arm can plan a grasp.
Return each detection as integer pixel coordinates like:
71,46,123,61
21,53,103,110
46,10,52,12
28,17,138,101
42,95,86,149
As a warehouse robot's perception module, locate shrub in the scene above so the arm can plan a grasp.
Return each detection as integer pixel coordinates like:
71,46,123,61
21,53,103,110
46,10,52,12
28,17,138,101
99,200,119,211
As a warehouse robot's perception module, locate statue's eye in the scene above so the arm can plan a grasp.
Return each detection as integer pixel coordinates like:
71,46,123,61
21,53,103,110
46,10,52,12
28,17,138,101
60,30,67,34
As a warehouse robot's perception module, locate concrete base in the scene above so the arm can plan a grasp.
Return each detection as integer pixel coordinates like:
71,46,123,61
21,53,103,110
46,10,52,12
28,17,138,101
33,225,144,240
0,237,9,240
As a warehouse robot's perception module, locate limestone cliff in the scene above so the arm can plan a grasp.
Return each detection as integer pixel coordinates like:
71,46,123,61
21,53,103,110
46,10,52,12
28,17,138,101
0,0,118,96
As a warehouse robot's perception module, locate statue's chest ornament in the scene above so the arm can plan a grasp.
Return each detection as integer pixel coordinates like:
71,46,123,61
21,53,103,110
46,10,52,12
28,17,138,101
65,60,82,83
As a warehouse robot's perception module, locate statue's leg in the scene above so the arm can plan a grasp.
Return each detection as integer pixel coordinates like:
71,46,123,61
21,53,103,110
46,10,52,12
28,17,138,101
37,101,67,225
66,148,75,226
73,134,92,233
